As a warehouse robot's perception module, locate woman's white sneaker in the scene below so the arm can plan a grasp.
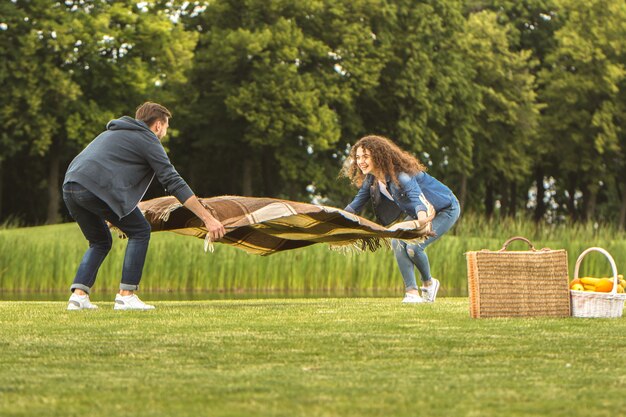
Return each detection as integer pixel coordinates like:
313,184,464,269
402,292,425,303
114,294,155,310
67,293,99,310
421,278,440,303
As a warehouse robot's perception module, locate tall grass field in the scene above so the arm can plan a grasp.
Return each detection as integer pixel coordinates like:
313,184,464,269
1,214,626,296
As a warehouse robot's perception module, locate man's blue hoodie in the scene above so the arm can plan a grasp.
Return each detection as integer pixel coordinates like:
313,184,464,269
64,116,193,219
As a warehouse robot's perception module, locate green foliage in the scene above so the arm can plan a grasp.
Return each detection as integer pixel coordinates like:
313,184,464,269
0,0,197,222
538,0,626,219
0,1,78,158
462,10,539,184
364,0,478,178
176,0,387,199
3,0,626,227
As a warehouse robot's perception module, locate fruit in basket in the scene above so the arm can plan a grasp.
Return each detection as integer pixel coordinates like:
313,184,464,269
580,277,602,286
594,278,614,292
570,276,626,292
569,278,582,289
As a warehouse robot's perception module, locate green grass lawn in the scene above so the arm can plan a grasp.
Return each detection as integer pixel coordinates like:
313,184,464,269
0,298,624,417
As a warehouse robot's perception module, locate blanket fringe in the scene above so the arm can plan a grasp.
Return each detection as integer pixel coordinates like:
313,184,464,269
203,234,215,253
158,203,183,222
360,237,390,251
328,237,390,254
328,242,364,255
110,225,127,239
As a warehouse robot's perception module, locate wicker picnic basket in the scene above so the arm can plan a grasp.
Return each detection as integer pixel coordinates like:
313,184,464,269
466,237,570,318
570,247,626,318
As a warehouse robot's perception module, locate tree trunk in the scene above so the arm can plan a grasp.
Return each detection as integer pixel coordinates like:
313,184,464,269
262,149,277,197
46,145,61,224
499,180,509,216
533,168,545,222
500,181,510,217
485,182,494,218
458,174,467,211
583,185,597,222
0,159,3,221
242,158,253,196
616,180,626,230
286,181,298,201
566,182,577,222
509,181,517,218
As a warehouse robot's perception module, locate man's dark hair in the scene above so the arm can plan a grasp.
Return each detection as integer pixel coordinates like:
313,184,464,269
135,102,172,127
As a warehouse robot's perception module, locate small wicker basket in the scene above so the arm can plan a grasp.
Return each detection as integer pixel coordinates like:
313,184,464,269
466,237,570,318
570,247,626,318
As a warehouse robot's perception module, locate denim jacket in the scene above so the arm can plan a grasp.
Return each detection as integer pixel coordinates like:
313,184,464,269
344,171,455,224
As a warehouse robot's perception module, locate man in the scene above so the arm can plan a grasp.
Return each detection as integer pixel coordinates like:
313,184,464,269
63,102,225,310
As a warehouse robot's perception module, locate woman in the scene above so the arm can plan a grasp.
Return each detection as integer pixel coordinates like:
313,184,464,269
342,135,460,303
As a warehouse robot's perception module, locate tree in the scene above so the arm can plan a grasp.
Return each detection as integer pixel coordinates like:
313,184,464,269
539,0,626,222
461,10,539,217
470,0,563,221
174,0,388,201
356,0,480,208
0,1,80,222
0,0,197,224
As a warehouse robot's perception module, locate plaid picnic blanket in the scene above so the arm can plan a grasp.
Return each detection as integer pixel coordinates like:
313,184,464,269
136,195,434,256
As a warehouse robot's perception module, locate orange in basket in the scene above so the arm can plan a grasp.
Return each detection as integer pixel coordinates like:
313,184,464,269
594,278,614,293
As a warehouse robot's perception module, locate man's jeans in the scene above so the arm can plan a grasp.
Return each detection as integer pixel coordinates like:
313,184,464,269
391,195,461,291
62,182,151,293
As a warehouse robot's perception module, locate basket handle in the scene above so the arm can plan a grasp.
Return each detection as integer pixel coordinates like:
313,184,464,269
499,236,536,252
574,247,619,294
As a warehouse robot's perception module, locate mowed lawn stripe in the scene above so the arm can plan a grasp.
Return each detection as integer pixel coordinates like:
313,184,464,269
0,298,624,417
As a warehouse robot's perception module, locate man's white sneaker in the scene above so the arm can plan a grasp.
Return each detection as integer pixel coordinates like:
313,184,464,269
114,293,155,311
421,278,440,303
67,293,99,310
402,292,425,303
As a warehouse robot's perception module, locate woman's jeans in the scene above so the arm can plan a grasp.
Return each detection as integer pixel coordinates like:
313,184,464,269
391,196,461,291
62,182,151,294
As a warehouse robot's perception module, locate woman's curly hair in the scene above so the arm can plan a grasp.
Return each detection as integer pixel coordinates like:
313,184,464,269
341,135,427,187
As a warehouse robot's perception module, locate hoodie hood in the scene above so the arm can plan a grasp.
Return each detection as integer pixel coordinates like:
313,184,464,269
106,116,154,134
